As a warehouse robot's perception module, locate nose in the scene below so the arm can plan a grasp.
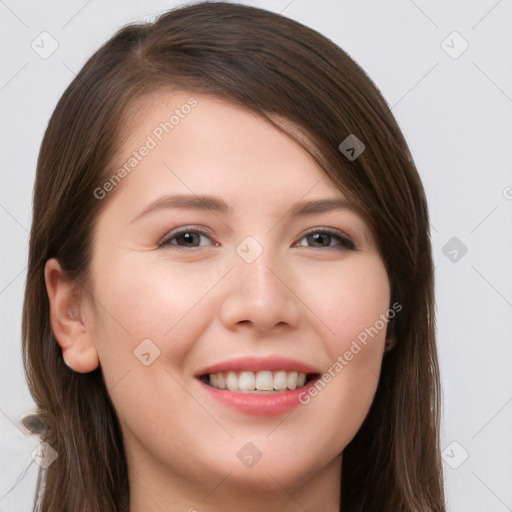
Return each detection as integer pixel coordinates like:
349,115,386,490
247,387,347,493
219,247,302,334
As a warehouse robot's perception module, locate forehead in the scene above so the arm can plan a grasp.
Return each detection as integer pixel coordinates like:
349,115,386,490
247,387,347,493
92,89,376,250
110,89,347,208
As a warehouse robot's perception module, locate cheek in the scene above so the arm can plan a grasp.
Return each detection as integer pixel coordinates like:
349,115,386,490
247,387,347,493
87,254,224,385
300,252,391,352
292,253,390,447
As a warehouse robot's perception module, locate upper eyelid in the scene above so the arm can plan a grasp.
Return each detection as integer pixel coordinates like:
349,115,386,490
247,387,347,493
297,228,357,250
301,226,352,239
158,225,212,246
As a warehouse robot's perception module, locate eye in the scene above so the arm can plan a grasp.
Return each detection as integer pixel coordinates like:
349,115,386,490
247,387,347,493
294,228,356,251
158,227,215,250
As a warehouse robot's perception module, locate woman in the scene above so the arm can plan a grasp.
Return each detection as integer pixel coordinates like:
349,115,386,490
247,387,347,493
22,2,445,510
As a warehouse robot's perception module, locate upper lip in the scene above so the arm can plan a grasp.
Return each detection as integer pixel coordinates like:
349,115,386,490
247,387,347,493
195,356,321,377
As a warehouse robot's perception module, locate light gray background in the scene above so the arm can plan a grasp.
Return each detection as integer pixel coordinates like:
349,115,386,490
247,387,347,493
1,1,511,510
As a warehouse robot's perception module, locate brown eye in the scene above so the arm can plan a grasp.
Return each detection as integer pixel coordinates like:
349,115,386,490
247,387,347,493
296,229,355,250
172,232,203,247
159,228,213,250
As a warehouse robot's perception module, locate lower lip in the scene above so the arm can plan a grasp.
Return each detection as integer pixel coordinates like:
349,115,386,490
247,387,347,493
198,379,317,416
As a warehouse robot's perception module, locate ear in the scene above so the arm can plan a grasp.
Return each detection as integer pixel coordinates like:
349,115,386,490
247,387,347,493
384,299,397,352
44,258,99,373
384,335,396,352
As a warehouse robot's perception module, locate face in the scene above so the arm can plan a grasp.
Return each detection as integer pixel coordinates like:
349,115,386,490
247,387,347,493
81,91,391,504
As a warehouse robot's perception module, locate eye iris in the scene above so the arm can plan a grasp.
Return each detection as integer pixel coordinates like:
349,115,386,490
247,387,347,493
177,232,200,246
308,233,331,247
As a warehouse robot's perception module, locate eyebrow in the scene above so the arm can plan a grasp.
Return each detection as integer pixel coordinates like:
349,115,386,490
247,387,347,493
288,197,355,217
132,194,232,223
132,194,356,223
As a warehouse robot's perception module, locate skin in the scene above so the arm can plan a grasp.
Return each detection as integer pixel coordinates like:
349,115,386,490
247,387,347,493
45,91,391,511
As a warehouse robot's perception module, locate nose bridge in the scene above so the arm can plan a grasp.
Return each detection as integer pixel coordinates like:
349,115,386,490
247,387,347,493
240,248,280,298
219,236,301,331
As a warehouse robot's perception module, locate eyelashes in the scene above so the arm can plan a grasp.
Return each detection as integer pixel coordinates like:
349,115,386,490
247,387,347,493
158,227,214,250
158,226,356,252
293,228,355,251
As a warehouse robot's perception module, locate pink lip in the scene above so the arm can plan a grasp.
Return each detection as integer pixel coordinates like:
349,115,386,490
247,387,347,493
195,355,320,376
198,380,318,416
195,356,321,416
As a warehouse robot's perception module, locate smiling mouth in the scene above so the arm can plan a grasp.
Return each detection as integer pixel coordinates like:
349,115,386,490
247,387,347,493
199,370,319,393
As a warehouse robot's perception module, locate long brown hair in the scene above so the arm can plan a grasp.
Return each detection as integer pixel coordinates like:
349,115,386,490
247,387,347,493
22,2,445,510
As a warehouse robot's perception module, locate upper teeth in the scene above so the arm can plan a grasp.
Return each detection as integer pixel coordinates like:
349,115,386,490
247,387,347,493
207,370,307,392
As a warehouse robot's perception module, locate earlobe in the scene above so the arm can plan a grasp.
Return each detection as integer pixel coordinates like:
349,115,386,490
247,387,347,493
44,258,99,373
